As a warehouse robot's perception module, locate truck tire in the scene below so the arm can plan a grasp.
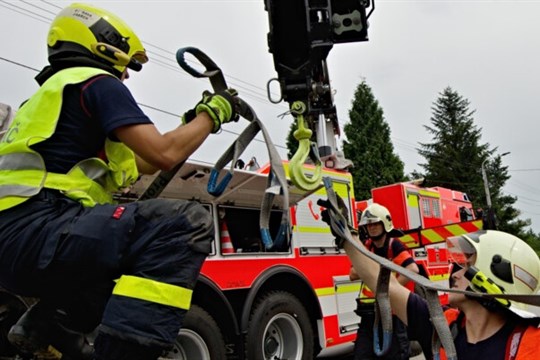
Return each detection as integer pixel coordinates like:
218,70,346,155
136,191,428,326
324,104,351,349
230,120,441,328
160,305,226,360
246,291,314,360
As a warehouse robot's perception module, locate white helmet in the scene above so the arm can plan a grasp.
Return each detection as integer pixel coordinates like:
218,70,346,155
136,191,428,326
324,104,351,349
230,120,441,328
359,203,393,233
447,230,540,316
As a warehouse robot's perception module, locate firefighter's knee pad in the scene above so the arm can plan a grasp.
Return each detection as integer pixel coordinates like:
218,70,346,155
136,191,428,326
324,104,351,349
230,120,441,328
137,199,214,254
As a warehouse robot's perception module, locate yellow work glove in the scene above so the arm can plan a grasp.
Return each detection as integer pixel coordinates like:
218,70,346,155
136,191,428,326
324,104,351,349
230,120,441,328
195,89,239,133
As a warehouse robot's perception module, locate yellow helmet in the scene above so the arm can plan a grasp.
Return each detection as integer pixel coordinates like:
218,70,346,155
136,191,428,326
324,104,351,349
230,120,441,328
447,230,540,316
359,203,394,233
47,3,148,76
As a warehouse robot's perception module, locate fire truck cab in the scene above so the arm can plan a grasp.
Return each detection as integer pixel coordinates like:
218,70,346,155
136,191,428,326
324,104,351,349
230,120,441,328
356,180,475,232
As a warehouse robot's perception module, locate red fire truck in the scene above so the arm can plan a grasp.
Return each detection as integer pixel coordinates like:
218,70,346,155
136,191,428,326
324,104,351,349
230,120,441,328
357,180,483,303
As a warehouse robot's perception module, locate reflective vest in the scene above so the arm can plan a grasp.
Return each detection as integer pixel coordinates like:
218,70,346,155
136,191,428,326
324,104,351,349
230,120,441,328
0,67,139,210
440,308,540,360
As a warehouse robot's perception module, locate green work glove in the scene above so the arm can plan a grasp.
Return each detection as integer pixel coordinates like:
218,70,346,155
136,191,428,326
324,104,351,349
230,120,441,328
195,89,239,133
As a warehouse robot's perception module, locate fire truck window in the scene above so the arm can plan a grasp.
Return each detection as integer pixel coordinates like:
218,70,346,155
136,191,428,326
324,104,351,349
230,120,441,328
432,199,441,218
421,198,431,217
219,206,289,253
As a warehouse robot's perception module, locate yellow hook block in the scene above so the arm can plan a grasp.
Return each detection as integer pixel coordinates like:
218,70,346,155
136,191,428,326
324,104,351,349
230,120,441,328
289,102,323,191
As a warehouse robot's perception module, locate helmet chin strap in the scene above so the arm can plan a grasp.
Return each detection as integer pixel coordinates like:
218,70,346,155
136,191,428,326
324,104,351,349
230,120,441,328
464,285,503,313
464,266,510,312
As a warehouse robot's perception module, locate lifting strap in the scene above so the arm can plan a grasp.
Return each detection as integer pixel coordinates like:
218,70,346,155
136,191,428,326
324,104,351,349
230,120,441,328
209,99,290,250
143,46,289,251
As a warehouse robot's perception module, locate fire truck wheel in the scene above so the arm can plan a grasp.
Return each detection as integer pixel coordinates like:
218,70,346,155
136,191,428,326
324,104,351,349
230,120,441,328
160,305,226,360
246,291,314,360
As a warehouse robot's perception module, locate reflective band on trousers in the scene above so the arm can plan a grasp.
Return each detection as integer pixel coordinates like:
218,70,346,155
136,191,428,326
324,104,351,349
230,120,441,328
112,275,193,310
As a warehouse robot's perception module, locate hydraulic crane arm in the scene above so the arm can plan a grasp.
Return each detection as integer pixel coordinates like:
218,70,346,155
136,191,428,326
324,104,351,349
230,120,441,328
264,0,374,170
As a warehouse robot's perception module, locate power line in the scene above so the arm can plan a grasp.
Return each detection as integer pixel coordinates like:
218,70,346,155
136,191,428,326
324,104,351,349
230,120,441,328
21,0,57,16
0,0,50,24
40,0,61,10
0,56,40,72
143,47,279,107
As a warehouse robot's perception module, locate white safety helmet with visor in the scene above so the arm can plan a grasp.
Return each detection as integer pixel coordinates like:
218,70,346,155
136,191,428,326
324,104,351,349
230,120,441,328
359,203,393,233
446,230,540,318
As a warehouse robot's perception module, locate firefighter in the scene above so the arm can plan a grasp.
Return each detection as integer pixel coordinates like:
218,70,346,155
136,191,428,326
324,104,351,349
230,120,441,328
0,3,238,360
350,203,419,359
344,228,540,360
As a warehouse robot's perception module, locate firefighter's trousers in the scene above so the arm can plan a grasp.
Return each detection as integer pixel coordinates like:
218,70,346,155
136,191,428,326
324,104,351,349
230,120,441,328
353,305,411,360
0,189,213,352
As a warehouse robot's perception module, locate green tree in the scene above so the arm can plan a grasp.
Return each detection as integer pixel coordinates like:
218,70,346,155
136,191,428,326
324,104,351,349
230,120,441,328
342,81,405,201
285,117,299,160
418,87,488,193
418,87,533,239
521,228,540,257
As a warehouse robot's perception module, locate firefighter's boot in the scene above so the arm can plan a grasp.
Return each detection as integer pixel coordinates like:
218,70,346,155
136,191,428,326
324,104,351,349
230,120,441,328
8,302,94,360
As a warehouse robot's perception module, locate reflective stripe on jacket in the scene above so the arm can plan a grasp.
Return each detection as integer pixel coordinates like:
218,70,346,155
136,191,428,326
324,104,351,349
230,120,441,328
440,308,540,360
0,67,138,210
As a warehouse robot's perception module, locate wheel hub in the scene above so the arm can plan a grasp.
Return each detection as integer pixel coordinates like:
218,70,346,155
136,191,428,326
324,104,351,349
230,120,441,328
264,334,279,357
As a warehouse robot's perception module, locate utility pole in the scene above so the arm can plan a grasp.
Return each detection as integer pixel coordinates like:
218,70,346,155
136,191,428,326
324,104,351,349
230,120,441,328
481,152,510,229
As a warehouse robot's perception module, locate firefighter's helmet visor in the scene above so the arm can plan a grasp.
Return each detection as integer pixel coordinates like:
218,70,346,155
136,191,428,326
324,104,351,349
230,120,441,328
446,235,477,269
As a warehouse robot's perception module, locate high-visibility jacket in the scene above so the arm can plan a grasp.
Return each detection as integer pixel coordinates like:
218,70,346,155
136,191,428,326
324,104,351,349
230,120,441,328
0,67,138,211
440,308,540,360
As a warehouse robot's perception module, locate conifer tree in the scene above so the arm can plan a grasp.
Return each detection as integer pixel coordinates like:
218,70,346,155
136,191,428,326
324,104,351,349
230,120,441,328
285,117,299,160
343,81,405,201
418,87,532,236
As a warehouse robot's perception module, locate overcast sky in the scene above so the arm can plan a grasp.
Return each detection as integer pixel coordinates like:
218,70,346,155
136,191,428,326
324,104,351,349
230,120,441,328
2,0,540,233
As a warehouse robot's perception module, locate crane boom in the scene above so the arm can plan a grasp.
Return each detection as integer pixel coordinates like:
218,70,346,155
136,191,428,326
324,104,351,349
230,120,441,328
264,0,375,169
